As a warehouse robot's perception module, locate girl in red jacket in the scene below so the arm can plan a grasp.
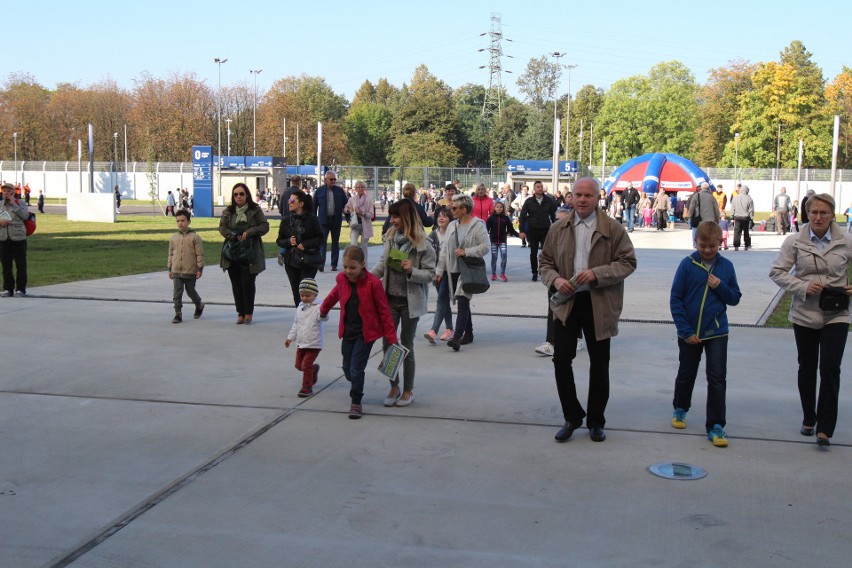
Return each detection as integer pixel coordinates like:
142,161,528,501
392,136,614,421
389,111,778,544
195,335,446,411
320,246,398,419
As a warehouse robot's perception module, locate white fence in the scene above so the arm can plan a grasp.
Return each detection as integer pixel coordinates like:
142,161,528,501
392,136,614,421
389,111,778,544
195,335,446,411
1,160,848,213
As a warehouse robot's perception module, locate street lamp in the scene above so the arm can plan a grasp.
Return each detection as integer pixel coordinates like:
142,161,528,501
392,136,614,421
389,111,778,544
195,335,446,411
113,132,118,192
734,132,740,183
563,64,577,162
549,52,564,126
12,132,17,185
250,69,262,156
225,118,232,156
214,57,228,196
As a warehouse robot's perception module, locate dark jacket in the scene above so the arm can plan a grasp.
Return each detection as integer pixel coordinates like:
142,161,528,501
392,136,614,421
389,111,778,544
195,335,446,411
313,184,348,226
382,199,434,235
486,213,520,244
519,193,557,232
276,211,324,267
622,187,640,208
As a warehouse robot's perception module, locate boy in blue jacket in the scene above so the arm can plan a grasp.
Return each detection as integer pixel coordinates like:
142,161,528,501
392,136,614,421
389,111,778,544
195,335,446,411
669,221,742,447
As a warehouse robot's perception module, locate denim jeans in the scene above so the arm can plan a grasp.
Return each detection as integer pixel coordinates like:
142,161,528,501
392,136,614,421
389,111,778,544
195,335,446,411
431,272,453,333
673,336,728,431
450,273,473,340
624,206,636,231
490,242,508,275
341,336,374,404
793,323,847,437
319,220,342,269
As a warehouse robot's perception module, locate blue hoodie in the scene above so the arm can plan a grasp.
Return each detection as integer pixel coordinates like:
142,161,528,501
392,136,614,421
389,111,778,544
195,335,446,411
670,251,741,340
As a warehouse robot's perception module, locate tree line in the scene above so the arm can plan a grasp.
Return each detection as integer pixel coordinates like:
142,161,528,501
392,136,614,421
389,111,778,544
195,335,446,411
1,40,849,171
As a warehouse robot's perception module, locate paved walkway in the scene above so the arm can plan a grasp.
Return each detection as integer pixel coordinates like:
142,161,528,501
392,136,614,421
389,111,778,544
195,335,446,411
2,224,850,567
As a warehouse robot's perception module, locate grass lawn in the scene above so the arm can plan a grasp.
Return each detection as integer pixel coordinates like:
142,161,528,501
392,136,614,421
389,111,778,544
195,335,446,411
765,263,852,328
26,213,386,287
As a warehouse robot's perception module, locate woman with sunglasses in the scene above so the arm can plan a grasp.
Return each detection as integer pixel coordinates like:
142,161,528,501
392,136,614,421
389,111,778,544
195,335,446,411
219,183,270,324
277,190,324,306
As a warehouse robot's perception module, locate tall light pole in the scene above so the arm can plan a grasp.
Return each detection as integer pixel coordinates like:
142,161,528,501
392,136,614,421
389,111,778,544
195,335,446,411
563,64,577,162
225,118,232,156
734,132,740,184
250,69,262,156
113,132,118,191
214,57,228,196
12,132,18,185
549,52,564,127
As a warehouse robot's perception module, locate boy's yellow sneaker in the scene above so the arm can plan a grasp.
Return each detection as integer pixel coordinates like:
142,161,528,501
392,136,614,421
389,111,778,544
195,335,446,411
671,408,687,429
708,425,729,447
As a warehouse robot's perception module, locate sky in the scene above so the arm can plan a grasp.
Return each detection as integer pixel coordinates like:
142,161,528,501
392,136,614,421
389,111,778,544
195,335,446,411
3,0,850,102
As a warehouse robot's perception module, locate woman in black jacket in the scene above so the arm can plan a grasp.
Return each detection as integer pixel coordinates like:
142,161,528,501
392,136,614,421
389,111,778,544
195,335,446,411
277,190,324,305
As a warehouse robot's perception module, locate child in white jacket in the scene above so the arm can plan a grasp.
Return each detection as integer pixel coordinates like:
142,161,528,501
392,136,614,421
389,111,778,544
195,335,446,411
285,278,327,398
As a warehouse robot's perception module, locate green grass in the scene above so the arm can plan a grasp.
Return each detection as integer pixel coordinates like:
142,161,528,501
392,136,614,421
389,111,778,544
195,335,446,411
26,213,386,287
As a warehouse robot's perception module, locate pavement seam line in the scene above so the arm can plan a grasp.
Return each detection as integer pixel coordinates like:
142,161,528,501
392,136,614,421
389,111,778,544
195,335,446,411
42,408,297,568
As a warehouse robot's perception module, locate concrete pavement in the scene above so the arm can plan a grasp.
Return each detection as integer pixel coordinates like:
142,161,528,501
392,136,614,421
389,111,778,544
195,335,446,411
2,223,850,567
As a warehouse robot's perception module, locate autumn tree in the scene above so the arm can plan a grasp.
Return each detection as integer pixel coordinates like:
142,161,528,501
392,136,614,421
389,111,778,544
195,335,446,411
825,67,852,168
691,60,756,166
0,73,54,160
517,56,561,111
258,75,348,165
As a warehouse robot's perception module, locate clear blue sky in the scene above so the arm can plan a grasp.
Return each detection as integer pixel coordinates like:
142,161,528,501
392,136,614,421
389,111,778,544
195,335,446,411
4,0,849,101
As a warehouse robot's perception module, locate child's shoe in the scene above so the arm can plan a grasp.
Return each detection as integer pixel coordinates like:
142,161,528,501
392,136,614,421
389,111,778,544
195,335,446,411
500,274,508,282
193,303,204,319
439,329,454,341
708,424,729,447
172,312,182,324
490,273,497,281
349,403,363,419
298,386,312,398
671,408,687,429
423,329,437,344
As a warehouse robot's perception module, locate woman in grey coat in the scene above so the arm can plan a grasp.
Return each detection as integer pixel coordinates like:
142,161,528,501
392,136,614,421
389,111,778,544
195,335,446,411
435,194,490,351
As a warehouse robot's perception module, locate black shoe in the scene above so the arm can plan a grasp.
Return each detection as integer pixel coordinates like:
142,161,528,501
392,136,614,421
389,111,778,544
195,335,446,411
555,422,580,442
460,333,473,345
172,313,182,324
589,427,606,442
193,303,204,319
447,338,461,351
531,274,538,282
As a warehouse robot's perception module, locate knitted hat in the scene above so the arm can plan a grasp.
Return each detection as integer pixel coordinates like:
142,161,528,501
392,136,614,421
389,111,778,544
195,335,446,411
299,278,319,296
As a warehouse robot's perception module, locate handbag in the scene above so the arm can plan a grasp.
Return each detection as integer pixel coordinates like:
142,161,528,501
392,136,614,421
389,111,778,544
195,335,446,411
288,247,323,269
819,287,849,311
454,226,490,294
221,238,255,266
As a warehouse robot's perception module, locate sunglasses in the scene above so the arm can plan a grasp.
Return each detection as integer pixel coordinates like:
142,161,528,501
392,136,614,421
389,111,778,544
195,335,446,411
289,198,297,203
233,192,246,197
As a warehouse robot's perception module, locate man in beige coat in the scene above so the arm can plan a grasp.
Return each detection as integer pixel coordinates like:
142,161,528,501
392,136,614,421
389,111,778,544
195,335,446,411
539,177,637,443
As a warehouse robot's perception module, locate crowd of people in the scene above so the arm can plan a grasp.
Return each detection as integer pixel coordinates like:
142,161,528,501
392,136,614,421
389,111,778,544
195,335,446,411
3,172,848,448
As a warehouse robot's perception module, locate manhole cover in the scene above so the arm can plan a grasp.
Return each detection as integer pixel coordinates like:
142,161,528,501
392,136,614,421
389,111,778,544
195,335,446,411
648,462,707,480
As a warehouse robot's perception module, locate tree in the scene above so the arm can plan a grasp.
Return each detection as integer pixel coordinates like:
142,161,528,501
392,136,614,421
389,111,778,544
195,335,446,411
826,67,852,168
517,55,561,111
258,75,348,164
691,60,756,166
487,103,529,165
515,107,552,160
452,83,488,166
344,102,393,165
0,73,54,160
129,72,213,162
389,65,460,166
595,61,698,165
570,84,604,162
726,43,832,169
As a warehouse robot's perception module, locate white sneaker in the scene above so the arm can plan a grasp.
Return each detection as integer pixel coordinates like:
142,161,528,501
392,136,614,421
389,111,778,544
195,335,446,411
534,342,554,356
0,291,11,298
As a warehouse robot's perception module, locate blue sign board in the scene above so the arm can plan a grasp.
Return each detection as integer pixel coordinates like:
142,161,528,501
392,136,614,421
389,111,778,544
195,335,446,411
217,156,245,169
246,156,286,168
506,160,579,174
192,145,214,217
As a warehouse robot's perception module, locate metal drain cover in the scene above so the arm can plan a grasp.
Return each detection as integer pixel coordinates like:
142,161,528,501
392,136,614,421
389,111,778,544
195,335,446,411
648,462,708,480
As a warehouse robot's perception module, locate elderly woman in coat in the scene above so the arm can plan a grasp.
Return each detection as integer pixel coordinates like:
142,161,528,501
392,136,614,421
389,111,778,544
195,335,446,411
435,193,490,351
770,193,852,448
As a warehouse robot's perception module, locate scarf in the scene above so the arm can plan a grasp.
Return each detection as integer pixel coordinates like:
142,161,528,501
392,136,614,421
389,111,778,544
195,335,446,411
393,232,413,254
234,204,249,225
